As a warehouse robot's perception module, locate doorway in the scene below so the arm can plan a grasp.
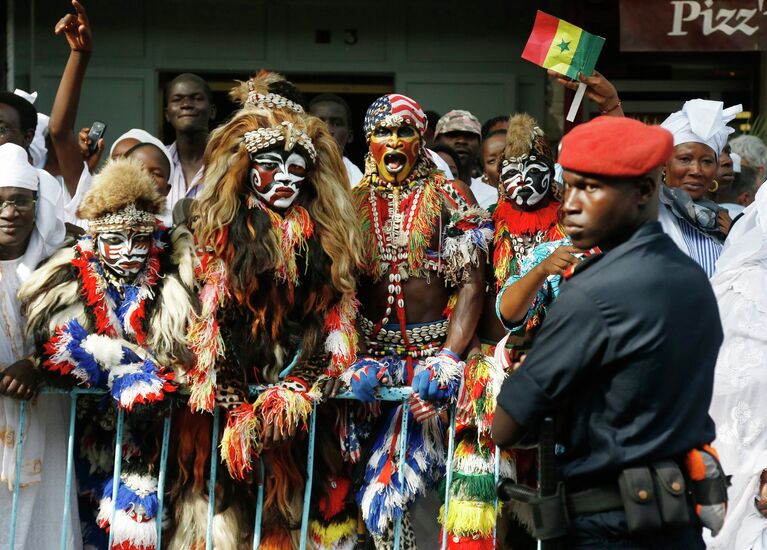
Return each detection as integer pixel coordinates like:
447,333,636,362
158,71,394,170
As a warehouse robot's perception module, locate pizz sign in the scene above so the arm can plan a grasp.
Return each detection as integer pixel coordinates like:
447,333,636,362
620,0,767,51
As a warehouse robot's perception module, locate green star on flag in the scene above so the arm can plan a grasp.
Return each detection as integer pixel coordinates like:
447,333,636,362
521,11,605,80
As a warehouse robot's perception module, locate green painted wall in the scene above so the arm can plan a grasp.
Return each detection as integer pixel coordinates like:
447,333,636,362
12,0,560,152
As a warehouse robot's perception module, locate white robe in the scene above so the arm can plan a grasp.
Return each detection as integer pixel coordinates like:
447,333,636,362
0,259,81,550
0,174,80,549
708,186,767,549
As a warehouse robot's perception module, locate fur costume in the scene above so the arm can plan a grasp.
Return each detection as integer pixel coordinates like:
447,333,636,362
19,158,197,550
170,71,362,550
347,94,492,549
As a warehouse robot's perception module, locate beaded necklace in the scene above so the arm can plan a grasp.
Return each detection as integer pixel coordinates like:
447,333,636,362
369,179,420,337
365,174,444,347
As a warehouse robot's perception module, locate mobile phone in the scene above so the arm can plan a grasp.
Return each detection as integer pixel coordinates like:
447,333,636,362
86,121,107,155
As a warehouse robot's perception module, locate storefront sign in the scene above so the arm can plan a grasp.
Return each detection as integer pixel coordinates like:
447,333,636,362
620,0,767,51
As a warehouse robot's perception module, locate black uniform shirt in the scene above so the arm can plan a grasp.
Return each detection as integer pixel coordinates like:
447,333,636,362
496,221,721,482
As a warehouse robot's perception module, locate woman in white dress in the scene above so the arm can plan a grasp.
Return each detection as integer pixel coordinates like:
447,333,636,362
708,182,767,549
0,143,81,548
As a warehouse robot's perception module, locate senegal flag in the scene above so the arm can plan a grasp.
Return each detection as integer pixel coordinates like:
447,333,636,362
522,11,605,80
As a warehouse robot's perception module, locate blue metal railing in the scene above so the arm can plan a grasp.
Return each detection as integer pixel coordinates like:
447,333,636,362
5,385,503,550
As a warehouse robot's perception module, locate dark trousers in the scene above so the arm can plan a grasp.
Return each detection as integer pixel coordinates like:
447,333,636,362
565,510,705,549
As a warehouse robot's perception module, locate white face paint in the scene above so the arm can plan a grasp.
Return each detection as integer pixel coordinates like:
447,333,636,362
500,153,553,209
96,230,153,278
248,149,308,210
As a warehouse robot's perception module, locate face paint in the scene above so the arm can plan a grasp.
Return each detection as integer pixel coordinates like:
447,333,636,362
97,230,153,278
369,124,421,183
500,153,554,208
249,149,308,209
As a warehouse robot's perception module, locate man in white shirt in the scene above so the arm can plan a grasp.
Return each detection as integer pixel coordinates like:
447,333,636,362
164,73,216,200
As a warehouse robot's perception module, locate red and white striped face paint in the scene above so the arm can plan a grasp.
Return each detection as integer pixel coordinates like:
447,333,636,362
248,149,308,210
96,230,152,278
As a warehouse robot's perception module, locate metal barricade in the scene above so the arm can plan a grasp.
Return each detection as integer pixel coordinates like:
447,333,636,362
5,385,504,550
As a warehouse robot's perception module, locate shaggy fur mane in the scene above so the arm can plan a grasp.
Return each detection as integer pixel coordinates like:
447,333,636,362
504,113,546,160
193,85,362,346
77,157,165,220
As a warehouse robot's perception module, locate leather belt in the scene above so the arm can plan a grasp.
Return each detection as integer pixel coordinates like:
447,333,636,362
567,485,624,516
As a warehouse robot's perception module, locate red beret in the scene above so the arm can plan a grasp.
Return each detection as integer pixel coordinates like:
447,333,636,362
559,116,674,178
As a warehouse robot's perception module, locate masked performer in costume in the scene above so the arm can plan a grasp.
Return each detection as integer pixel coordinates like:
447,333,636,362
19,157,196,550
492,114,565,291
174,72,361,549
439,114,572,549
344,93,491,549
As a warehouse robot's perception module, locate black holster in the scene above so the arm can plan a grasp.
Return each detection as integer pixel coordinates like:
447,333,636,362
497,480,570,541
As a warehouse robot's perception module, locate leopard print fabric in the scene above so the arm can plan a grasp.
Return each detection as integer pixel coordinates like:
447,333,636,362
370,511,417,550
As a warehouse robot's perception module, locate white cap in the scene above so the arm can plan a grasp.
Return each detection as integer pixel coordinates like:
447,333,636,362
13,89,37,104
109,128,174,182
730,151,742,173
0,143,39,191
661,99,742,157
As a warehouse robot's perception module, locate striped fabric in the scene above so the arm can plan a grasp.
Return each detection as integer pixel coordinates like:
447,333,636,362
677,216,722,278
408,394,437,423
363,94,426,137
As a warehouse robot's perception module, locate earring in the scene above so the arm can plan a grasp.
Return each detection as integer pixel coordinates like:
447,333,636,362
709,180,719,193
661,169,666,183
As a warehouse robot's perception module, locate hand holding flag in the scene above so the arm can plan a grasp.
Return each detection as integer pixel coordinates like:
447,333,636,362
549,69,623,117
522,11,606,121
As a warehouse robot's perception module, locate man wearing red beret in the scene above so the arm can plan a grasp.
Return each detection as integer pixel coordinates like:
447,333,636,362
492,116,724,548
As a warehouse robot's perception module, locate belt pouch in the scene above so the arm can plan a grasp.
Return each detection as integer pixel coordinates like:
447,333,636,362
618,466,662,533
652,460,690,526
530,482,570,540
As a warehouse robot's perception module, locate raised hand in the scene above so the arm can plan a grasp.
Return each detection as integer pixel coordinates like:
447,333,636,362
78,126,104,172
548,69,622,116
54,0,92,53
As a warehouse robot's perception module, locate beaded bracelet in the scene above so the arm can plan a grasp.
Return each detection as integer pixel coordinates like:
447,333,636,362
600,100,622,115
437,348,461,362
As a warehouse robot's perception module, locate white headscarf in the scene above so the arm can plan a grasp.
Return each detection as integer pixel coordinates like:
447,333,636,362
0,143,65,279
661,99,742,157
13,89,49,169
